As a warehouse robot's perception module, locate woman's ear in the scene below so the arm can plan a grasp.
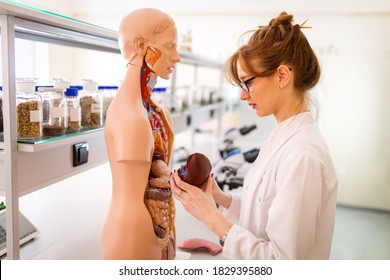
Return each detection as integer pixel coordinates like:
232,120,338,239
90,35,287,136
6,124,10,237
277,65,291,89
134,36,147,56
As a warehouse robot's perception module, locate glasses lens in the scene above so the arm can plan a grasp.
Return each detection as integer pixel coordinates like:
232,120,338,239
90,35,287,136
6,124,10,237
239,77,256,93
239,80,251,92
239,82,248,92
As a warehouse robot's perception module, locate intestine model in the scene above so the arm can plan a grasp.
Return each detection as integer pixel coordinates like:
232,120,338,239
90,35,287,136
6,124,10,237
177,153,212,188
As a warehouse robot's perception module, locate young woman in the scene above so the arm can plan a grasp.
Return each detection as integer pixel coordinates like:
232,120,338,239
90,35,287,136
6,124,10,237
170,11,338,260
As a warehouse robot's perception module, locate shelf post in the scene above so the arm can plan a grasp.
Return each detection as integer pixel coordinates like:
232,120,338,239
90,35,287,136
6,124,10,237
1,14,20,259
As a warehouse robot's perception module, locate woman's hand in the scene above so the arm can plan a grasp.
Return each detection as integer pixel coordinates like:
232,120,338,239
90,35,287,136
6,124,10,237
211,176,232,210
170,170,232,237
170,170,217,225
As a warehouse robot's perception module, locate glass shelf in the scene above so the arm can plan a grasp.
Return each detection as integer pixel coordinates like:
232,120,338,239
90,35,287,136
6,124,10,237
0,127,104,152
2,0,115,33
0,101,232,150
0,127,103,144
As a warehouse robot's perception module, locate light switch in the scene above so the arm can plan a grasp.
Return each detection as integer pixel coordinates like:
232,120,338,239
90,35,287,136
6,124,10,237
73,142,89,167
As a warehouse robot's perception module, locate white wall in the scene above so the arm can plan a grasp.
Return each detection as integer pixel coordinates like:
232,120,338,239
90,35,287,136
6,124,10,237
6,0,390,210
76,0,390,210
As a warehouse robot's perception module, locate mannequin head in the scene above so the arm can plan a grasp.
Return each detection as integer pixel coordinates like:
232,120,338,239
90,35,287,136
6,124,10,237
118,8,181,79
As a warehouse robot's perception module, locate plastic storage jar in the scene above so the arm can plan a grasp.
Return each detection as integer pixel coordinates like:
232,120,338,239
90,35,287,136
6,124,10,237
38,87,67,136
65,87,81,133
98,85,117,123
79,79,103,129
16,78,42,140
151,87,166,106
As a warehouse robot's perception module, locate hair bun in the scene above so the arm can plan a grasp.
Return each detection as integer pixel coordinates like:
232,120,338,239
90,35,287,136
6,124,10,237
269,11,294,28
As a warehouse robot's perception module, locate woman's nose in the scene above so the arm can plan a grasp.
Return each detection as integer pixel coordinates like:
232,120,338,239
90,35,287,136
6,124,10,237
240,90,249,100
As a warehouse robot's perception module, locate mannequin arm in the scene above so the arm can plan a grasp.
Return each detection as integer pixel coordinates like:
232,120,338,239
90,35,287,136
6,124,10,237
105,109,154,163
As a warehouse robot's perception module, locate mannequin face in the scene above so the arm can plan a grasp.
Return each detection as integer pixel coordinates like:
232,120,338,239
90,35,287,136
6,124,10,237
146,25,181,80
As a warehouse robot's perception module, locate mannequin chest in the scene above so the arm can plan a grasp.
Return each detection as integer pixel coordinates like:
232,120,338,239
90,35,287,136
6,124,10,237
148,106,170,162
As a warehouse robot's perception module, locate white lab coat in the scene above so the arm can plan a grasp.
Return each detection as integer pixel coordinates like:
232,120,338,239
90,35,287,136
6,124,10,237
221,112,338,259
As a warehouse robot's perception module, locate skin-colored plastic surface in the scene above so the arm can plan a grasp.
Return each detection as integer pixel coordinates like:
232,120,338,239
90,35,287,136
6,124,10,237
101,8,180,260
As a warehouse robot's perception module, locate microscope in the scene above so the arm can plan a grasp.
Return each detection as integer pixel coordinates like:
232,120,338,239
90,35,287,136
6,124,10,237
213,124,260,191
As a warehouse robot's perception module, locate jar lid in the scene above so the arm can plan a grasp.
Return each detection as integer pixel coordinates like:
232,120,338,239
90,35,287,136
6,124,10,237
152,87,167,93
38,87,64,93
16,80,36,93
65,87,79,96
52,78,70,89
98,86,119,90
82,79,99,91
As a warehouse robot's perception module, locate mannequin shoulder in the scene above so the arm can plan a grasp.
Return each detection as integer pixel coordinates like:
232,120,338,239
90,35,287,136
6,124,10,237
106,95,148,122
105,102,152,142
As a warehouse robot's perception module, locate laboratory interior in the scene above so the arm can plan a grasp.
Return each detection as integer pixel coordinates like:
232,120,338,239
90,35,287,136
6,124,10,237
0,0,389,260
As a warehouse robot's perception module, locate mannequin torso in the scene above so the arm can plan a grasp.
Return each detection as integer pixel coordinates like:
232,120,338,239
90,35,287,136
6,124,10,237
102,61,175,260
101,8,180,260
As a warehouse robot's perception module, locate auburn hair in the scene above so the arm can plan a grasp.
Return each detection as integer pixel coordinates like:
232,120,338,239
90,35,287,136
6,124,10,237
225,11,320,96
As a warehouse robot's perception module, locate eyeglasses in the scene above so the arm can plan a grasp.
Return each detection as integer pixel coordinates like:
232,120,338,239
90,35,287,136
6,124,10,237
239,76,257,93
238,66,292,93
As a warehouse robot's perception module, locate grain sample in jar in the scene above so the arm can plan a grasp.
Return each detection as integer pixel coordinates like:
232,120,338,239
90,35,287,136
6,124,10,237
38,87,67,136
65,87,81,133
79,79,102,129
16,79,42,140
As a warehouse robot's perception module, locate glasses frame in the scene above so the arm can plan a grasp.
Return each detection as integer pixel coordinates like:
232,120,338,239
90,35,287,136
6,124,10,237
238,66,292,93
239,76,257,93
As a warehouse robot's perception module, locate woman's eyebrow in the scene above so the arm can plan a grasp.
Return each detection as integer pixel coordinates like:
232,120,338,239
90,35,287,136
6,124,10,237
238,75,249,81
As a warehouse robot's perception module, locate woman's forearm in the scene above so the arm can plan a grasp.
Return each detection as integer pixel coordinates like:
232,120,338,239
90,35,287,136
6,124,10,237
214,191,232,209
206,209,233,237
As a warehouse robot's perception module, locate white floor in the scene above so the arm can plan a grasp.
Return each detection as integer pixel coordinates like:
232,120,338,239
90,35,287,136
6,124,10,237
331,205,390,260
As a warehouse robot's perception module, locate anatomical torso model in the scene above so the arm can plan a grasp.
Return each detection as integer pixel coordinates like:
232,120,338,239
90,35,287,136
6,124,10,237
101,8,181,260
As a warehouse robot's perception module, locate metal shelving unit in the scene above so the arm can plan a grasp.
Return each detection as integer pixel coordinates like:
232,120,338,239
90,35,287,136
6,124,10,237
0,0,227,259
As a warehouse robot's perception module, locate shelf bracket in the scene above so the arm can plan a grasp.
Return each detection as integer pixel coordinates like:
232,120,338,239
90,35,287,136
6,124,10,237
1,13,21,260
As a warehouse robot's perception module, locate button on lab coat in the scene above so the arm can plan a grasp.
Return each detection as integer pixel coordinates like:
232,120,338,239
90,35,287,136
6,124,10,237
221,112,338,259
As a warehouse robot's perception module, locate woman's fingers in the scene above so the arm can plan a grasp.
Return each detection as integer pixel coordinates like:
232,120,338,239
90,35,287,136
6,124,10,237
203,174,214,195
170,170,193,200
169,171,182,197
172,170,195,193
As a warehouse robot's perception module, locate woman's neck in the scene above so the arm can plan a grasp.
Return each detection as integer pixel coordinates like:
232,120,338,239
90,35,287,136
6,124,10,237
275,97,308,123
